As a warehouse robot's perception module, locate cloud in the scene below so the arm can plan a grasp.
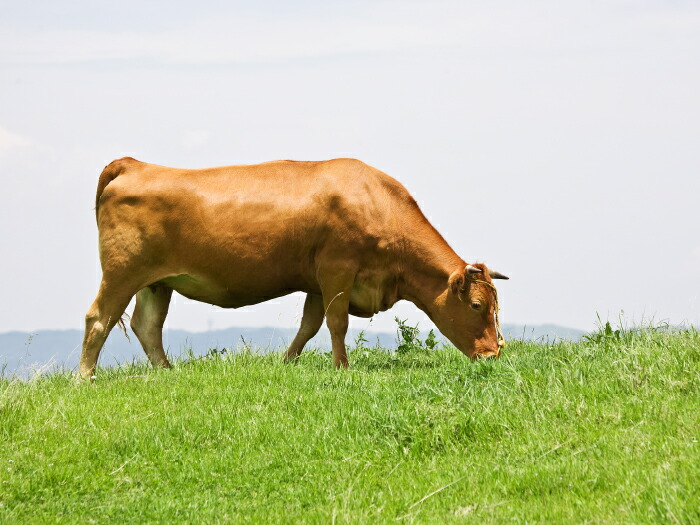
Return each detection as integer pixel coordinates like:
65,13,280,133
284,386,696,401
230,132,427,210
2,1,696,66
0,5,459,66
0,126,28,158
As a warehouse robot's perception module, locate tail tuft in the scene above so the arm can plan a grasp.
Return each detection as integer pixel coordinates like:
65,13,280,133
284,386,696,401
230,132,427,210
117,313,131,343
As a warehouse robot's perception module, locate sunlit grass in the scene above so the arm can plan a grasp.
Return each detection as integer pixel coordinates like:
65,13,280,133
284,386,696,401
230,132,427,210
1,327,698,523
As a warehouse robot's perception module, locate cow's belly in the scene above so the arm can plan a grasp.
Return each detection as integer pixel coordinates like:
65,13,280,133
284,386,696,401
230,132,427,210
160,273,297,308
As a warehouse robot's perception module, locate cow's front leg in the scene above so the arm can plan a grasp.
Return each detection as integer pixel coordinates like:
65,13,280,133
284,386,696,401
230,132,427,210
318,262,357,369
324,290,351,369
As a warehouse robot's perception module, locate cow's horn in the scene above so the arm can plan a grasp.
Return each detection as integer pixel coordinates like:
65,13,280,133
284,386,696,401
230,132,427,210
489,270,509,280
466,265,482,274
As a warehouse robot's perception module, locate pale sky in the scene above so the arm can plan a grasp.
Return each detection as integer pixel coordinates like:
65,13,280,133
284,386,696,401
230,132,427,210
1,0,698,334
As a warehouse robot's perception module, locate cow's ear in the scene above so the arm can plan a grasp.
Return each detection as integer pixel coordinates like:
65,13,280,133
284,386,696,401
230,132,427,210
449,270,466,295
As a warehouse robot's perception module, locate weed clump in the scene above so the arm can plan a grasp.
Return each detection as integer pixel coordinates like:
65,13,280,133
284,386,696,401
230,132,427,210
395,317,439,355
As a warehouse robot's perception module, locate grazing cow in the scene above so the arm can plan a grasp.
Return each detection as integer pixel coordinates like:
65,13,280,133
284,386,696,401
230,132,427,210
79,158,508,378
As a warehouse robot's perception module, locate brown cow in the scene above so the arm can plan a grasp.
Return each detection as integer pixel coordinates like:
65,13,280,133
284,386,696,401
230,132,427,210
79,157,508,378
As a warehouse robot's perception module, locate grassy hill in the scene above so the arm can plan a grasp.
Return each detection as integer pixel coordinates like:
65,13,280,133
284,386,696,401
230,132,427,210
1,326,698,523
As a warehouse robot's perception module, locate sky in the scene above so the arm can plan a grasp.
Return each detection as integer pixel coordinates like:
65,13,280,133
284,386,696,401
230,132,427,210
0,0,698,335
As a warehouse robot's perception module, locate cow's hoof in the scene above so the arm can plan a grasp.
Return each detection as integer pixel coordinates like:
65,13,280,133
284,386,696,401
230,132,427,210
74,373,96,384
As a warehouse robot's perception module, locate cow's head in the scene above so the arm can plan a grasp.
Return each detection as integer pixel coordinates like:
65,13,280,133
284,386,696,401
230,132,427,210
434,263,509,359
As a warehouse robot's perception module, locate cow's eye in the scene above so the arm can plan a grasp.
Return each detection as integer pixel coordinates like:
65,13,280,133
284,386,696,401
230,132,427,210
470,302,481,310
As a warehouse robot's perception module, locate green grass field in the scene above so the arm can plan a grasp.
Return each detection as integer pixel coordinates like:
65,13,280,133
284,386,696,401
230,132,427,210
1,325,698,523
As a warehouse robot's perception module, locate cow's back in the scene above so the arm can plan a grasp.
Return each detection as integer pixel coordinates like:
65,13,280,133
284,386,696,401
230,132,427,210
101,157,405,234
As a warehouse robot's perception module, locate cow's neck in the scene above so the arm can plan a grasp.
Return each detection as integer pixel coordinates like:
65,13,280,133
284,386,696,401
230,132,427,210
395,229,463,318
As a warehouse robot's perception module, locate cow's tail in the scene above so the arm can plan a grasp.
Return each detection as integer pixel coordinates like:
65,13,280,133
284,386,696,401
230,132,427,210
95,157,135,222
95,158,138,337
117,313,131,342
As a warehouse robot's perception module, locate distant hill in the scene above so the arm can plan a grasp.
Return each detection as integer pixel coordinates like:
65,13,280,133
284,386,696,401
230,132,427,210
0,323,584,378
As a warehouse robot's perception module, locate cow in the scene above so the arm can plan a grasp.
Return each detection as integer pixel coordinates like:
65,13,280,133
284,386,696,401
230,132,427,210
79,157,508,378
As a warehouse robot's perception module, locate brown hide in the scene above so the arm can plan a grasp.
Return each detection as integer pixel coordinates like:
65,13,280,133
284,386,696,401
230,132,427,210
79,157,507,377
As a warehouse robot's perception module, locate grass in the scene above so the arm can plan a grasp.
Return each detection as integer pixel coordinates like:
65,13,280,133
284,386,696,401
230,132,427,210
0,325,698,523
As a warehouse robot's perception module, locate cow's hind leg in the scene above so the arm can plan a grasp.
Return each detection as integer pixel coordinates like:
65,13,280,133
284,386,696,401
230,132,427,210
283,293,324,363
131,284,173,369
79,280,136,379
